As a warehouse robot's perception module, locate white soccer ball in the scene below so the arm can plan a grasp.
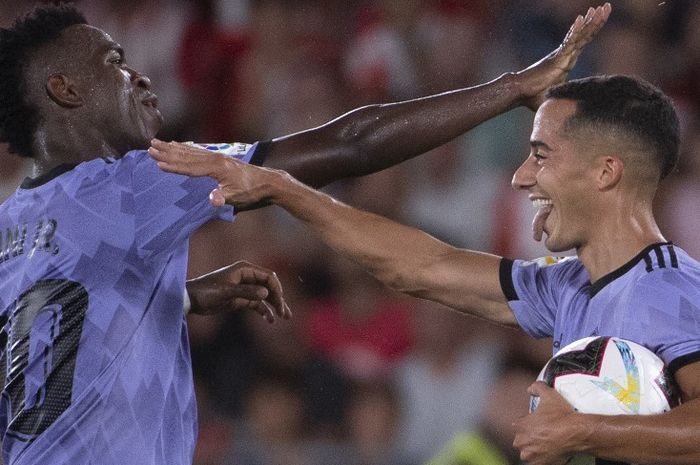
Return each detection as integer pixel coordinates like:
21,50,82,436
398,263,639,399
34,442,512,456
530,336,679,465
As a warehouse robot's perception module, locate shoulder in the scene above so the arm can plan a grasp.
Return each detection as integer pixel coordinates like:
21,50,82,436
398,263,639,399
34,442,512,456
623,247,700,363
668,244,700,274
501,254,584,303
529,255,581,270
510,255,584,284
631,244,700,296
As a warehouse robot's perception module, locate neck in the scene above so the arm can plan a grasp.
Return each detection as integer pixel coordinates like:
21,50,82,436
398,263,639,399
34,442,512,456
577,203,665,283
30,124,124,178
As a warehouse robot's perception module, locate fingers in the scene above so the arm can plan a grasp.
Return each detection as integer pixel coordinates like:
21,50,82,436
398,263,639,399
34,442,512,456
563,3,611,53
236,266,292,320
579,4,611,44
237,297,275,323
550,3,610,76
261,270,292,320
229,290,280,324
228,283,269,301
147,138,180,165
148,138,226,177
241,268,292,319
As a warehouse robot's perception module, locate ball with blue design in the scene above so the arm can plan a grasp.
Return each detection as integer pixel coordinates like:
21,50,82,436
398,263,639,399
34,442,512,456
530,336,680,465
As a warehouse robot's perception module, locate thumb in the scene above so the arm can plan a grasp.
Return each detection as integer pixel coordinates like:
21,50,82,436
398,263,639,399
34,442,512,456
209,188,226,207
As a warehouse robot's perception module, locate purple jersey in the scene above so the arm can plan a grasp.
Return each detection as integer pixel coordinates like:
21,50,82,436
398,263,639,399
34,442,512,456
500,243,700,376
0,143,259,465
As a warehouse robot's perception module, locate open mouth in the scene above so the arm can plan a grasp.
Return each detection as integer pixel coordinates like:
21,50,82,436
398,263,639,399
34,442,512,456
531,198,553,242
531,198,552,209
141,94,159,109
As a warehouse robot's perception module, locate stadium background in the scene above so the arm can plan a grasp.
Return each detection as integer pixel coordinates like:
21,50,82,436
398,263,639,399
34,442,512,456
0,1,698,464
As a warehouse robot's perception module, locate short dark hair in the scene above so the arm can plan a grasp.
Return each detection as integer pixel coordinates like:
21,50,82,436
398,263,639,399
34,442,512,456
546,75,680,180
0,3,87,158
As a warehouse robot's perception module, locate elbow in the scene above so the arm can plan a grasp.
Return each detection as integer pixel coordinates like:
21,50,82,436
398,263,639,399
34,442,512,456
336,105,380,142
333,104,384,158
266,106,381,188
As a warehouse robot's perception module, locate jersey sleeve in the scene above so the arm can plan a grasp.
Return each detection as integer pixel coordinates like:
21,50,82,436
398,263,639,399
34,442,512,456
632,271,700,374
499,256,578,338
127,142,259,259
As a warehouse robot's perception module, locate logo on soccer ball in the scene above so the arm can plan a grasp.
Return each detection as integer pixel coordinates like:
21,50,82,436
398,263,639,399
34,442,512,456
589,340,640,414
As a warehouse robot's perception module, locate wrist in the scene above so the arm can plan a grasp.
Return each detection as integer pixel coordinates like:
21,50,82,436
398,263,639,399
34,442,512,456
490,71,527,109
266,169,304,205
568,413,602,455
184,278,206,315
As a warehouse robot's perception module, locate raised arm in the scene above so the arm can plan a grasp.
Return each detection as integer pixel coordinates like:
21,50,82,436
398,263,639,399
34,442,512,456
261,4,610,188
148,147,516,325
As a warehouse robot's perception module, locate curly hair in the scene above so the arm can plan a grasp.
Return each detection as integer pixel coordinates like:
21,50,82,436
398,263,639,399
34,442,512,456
0,3,87,158
546,75,680,180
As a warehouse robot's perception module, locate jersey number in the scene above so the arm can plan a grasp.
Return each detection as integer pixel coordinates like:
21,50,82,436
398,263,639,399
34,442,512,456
3,279,88,438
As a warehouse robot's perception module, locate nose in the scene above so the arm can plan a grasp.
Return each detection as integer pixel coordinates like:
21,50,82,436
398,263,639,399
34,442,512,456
127,66,152,90
511,156,537,190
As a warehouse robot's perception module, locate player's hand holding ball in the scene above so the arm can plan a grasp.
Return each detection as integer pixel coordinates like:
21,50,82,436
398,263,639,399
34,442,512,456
515,336,679,465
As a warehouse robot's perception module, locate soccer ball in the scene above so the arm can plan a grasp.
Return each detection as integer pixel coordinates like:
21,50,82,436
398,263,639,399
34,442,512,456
530,336,679,465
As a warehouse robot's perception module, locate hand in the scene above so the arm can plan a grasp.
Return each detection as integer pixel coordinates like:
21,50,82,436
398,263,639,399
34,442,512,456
515,3,611,110
513,382,580,465
148,138,287,209
186,261,291,322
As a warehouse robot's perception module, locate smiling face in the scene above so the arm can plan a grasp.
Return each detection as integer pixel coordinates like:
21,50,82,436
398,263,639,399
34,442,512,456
59,24,163,155
511,98,599,253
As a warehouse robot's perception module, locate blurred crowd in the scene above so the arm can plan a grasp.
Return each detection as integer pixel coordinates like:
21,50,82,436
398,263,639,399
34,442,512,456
1,1,699,464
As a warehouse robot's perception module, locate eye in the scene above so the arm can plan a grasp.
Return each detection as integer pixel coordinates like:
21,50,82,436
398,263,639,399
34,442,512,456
533,152,546,163
108,52,124,65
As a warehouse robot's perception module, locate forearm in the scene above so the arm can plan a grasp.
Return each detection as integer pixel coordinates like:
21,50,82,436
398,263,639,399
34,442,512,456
262,170,512,322
263,73,523,187
573,400,700,464
268,170,448,287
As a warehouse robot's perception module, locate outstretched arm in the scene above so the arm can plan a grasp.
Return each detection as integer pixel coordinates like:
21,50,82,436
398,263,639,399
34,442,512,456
149,149,516,325
261,4,610,188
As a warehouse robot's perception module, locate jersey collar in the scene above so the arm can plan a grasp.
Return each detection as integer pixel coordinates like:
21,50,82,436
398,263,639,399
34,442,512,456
590,242,674,296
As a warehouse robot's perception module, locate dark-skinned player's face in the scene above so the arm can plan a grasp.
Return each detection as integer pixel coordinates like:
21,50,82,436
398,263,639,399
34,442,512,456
63,25,163,154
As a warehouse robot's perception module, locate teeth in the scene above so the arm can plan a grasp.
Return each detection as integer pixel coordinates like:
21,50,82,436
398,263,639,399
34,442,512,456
532,198,552,209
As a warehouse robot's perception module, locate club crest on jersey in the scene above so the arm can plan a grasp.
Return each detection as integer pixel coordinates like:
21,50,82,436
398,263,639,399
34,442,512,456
185,142,253,160
532,255,576,268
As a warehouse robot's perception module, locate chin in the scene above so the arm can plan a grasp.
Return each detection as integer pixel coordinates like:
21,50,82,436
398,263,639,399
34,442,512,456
139,113,163,143
544,234,571,253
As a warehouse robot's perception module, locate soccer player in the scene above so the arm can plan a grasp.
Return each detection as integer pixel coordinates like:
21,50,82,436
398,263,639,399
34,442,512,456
150,27,700,465
0,2,607,464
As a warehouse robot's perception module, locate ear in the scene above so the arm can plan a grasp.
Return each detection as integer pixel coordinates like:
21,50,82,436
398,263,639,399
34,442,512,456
46,74,83,108
597,155,623,191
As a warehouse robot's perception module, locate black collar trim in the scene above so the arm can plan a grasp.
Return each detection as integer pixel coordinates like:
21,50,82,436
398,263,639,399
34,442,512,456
20,163,79,189
590,242,672,297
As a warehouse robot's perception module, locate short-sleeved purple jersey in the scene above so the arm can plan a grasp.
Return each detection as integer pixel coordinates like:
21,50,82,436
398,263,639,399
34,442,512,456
0,142,259,465
500,243,700,376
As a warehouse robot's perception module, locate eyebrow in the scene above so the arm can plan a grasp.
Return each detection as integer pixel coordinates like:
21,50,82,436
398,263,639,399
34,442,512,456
530,140,553,151
102,43,124,59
